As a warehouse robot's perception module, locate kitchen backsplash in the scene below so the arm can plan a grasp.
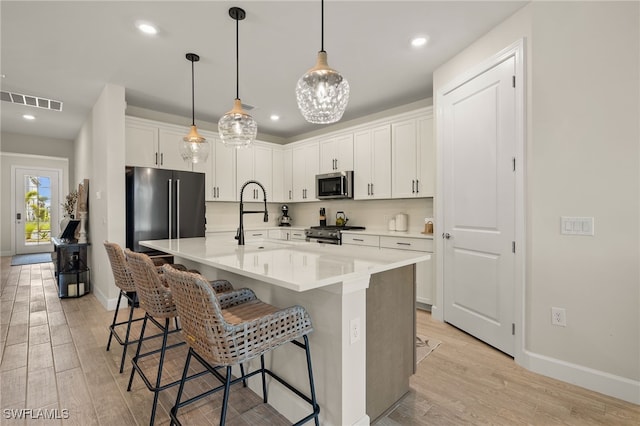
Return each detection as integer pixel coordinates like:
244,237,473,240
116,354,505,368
206,198,434,233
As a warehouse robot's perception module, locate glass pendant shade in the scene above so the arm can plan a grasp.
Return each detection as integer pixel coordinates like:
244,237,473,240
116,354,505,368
218,98,257,149
180,125,210,163
181,52,209,163
296,52,350,124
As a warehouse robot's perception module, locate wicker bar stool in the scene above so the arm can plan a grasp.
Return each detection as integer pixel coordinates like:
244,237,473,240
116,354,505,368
104,241,226,373
161,264,320,426
124,249,237,425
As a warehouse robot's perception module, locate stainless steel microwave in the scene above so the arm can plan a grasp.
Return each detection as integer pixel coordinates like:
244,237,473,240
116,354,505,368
316,171,354,199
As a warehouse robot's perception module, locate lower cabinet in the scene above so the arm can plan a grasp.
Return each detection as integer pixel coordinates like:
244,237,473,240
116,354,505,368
343,233,434,308
267,228,307,241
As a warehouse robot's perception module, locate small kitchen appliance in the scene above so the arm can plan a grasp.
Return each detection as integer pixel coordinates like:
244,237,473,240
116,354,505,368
279,204,292,226
316,171,354,199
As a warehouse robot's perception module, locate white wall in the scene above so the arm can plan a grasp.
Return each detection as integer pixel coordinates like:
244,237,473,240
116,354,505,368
75,84,127,309
433,1,639,403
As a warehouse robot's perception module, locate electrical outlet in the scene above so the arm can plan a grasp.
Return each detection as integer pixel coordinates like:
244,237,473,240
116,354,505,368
350,318,361,344
551,307,567,327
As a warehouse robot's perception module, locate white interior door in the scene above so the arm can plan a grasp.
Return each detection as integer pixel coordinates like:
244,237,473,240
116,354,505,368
15,168,60,254
441,55,516,355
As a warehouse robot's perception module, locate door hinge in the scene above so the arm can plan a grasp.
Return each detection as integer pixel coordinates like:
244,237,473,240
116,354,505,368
512,241,516,253
512,75,516,88
512,157,516,172
512,323,516,335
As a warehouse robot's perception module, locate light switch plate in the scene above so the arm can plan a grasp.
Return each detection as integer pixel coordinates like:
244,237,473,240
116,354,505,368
561,217,594,236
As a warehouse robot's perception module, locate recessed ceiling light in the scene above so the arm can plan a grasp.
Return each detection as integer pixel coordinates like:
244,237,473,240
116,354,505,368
270,114,280,121
23,114,35,120
136,21,158,35
411,36,429,48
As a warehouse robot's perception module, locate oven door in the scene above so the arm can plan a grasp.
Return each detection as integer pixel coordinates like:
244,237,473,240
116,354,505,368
306,236,341,245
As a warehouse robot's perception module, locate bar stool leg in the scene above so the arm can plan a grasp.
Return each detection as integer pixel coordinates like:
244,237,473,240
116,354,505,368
220,366,232,426
106,291,124,351
118,297,137,373
128,314,149,391
303,335,320,426
260,355,268,403
170,347,193,426
149,318,170,426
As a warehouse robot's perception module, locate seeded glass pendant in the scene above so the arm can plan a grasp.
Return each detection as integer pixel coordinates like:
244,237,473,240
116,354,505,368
219,7,257,149
296,0,349,124
180,53,210,163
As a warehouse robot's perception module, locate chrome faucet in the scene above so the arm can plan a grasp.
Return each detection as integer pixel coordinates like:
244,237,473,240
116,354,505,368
235,180,268,245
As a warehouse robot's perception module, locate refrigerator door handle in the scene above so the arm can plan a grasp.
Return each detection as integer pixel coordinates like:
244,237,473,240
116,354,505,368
176,179,180,239
168,178,173,239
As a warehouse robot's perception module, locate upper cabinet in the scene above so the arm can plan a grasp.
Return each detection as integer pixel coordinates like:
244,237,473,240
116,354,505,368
192,131,236,202
319,133,354,173
391,111,434,198
292,142,319,202
125,117,192,171
353,125,392,200
236,142,273,202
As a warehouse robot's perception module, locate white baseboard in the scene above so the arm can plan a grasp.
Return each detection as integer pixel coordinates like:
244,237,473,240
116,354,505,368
92,287,119,311
522,350,640,405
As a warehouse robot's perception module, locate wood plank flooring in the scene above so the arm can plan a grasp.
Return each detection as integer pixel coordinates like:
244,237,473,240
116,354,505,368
1,258,639,425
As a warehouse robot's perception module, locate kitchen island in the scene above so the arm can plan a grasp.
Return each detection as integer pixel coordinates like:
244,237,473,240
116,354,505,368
140,236,430,425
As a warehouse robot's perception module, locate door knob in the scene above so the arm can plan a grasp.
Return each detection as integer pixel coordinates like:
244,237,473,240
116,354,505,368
443,233,451,239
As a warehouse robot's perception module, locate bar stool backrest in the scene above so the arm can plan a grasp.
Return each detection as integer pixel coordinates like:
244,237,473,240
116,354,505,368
124,249,177,319
104,241,137,293
160,265,229,364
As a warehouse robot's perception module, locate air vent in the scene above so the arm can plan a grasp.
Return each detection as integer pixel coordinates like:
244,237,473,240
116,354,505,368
0,90,63,111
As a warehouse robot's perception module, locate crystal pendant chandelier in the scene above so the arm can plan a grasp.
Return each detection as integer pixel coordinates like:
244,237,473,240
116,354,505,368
180,53,210,163
219,7,257,149
296,0,349,124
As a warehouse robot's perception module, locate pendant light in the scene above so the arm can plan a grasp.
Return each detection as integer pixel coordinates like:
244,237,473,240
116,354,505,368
219,7,257,149
180,53,210,163
296,0,349,124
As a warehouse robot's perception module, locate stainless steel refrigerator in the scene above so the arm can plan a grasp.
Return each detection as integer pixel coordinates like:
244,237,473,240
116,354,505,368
126,166,206,253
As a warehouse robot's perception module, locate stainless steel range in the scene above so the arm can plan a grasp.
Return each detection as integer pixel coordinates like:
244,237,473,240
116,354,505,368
305,225,366,245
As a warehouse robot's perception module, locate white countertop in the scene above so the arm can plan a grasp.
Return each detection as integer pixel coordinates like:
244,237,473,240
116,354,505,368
140,236,429,292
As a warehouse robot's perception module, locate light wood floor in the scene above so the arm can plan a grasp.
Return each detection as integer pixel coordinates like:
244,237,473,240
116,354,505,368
1,258,639,425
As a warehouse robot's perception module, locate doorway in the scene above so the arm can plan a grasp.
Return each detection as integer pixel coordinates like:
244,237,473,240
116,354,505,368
437,40,525,357
14,168,61,254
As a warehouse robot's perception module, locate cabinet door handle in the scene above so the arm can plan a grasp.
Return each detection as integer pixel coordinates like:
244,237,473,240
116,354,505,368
416,179,419,193
397,242,411,246
252,233,263,237
216,187,219,198
161,153,164,166
155,152,159,166
367,183,370,195
353,238,364,242
412,180,415,193
289,190,292,200
371,183,374,195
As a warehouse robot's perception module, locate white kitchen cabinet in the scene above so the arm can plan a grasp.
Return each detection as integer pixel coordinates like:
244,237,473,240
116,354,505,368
343,231,434,307
125,117,191,171
193,132,237,202
283,148,293,202
292,142,319,202
267,228,306,241
236,142,273,202
319,133,354,173
272,148,284,203
353,125,392,199
391,113,434,198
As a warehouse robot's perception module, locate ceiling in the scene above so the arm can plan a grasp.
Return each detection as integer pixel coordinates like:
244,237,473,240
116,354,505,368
1,1,527,142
